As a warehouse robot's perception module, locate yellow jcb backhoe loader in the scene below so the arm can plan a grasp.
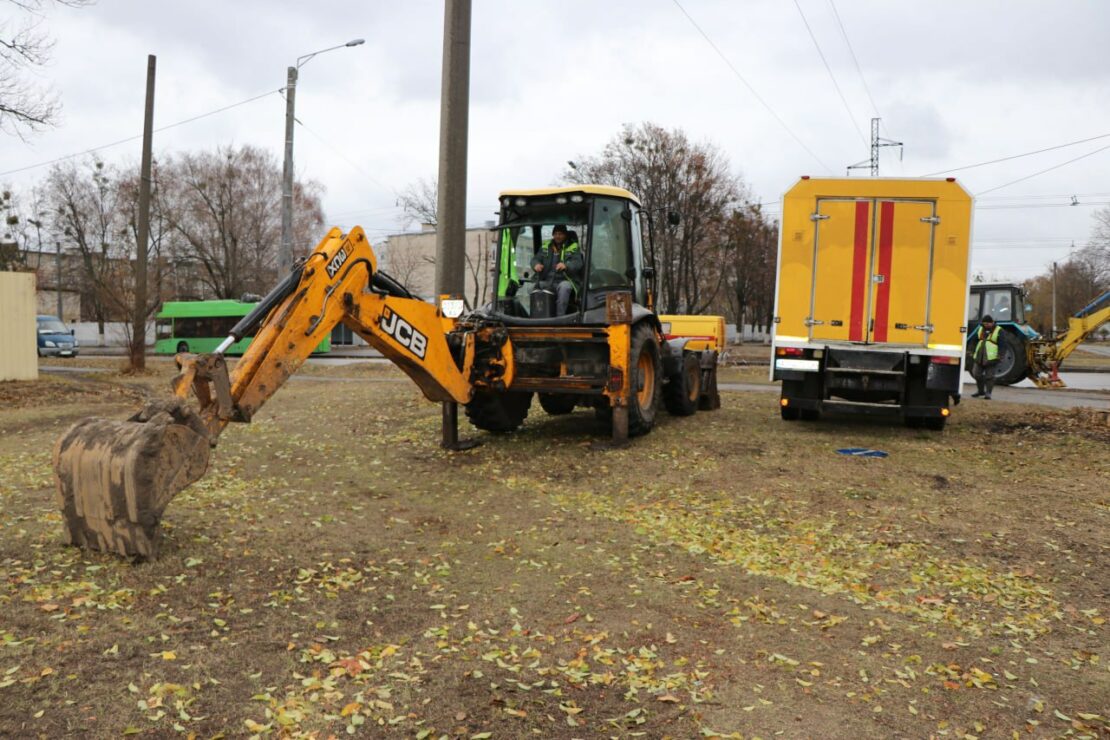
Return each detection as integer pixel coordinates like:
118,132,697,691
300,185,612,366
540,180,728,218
53,185,722,557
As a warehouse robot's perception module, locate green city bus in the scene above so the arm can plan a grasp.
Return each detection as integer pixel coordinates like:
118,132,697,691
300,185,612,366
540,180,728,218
154,300,331,355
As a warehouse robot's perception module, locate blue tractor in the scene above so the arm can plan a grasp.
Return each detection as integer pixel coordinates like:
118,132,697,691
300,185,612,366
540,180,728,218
965,283,1038,386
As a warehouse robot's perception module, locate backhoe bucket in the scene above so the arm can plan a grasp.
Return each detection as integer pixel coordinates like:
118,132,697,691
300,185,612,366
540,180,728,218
53,399,211,558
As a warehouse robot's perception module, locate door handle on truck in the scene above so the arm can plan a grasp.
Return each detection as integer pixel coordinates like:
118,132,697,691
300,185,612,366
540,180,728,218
804,318,825,326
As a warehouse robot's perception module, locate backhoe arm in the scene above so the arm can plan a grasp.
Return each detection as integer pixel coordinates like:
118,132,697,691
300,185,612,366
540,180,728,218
1028,290,1110,387
174,226,508,441
53,225,513,557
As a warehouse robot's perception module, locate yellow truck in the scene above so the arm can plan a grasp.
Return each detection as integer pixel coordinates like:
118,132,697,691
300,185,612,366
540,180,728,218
771,177,973,429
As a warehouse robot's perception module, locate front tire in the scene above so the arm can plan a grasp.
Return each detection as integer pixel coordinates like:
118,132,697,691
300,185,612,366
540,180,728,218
663,352,701,416
628,323,662,436
465,391,533,433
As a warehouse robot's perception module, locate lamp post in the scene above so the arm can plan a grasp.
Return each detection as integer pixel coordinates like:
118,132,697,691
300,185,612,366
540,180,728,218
280,38,365,271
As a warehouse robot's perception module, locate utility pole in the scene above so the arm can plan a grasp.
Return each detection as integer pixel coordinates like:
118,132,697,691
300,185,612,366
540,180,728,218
55,240,62,319
847,117,903,176
280,65,297,272
434,0,471,298
435,0,476,450
132,54,156,372
1052,261,1058,335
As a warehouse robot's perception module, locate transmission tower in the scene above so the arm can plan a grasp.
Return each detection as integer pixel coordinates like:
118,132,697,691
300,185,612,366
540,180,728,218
847,118,903,176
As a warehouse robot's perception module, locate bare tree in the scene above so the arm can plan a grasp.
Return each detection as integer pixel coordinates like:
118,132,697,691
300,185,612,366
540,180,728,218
1024,253,1109,334
564,123,741,313
396,177,437,229
43,158,171,352
159,144,324,298
0,0,91,137
723,204,778,340
1080,205,1110,285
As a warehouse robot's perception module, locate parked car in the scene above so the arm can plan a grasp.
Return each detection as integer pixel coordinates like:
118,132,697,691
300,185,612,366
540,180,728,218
36,315,79,358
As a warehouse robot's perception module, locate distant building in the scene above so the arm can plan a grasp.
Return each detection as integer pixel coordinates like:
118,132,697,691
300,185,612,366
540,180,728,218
379,224,497,308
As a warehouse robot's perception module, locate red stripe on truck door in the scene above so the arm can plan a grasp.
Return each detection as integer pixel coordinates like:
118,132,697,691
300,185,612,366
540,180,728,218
872,201,895,343
849,201,869,341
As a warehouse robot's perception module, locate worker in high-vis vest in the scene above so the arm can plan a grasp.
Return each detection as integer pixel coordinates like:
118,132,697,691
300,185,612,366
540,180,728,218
532,224,583,315
971,315,1001,399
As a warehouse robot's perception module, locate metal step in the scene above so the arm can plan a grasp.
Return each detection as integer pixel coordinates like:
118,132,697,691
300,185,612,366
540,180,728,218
825,367,905,376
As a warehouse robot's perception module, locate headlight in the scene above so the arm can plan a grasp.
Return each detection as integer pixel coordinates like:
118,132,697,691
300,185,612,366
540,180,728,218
514,198,526,207
501,197,510,207
555,196,567,205
44,340,56,347
570,194,584,203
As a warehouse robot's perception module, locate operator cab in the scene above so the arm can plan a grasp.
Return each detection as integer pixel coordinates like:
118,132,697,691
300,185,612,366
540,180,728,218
967,283,1028,330
487,186,652,323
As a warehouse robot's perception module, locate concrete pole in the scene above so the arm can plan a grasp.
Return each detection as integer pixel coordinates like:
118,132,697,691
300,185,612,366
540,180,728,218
55,240,62,319
1052,261,1057,335
280,66,298,272
434,0,471,298
132,54,156,371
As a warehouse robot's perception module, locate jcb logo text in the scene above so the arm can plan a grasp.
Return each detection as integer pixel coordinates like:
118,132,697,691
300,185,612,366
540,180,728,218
380,307,427,359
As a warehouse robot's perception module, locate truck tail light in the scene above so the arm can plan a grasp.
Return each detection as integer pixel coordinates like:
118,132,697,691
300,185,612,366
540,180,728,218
776,347,804,357
930,356,960,365
941,408,950,417
780,398,790,407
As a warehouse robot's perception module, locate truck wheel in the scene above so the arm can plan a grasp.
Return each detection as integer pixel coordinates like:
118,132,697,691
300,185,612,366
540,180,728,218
663,352,700,416
993,331,1028,386
465,391,532,433
539,393,577,415
628,322,662,436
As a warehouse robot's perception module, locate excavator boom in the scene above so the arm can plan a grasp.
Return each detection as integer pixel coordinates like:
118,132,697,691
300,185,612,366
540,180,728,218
53,227,513,557
1028,290,1110,388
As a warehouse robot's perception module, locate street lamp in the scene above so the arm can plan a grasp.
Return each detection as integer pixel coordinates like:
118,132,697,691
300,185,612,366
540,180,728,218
280,38,365,271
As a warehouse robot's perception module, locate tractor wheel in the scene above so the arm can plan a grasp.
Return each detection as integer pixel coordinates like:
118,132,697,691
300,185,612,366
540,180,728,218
663,352,701,416
993,331,1028,386
539,393,577,416
464,391,532,433
628,322,662,436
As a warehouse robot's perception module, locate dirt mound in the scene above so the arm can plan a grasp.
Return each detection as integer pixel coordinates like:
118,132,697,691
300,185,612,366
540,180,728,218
987,407,1110,441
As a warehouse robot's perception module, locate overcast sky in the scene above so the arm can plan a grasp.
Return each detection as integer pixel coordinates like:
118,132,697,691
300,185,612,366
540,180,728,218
4,0,1110,282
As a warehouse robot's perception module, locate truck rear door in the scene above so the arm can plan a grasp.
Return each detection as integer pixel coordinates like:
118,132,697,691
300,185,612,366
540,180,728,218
809,198,936,347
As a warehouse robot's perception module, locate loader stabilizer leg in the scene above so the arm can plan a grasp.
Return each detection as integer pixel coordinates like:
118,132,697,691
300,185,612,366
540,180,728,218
441,401,481,451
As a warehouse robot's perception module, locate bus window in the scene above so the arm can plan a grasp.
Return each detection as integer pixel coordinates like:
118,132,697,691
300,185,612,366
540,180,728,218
156,319,173,340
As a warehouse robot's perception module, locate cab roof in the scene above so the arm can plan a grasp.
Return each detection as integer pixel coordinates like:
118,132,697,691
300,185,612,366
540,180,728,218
498,184,641,207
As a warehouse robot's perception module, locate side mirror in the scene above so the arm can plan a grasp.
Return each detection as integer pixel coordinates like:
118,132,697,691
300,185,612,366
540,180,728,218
642,267,655,280
666,211,681,226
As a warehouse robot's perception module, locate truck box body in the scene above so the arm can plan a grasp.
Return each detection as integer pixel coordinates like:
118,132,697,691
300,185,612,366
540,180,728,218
771,177,973,425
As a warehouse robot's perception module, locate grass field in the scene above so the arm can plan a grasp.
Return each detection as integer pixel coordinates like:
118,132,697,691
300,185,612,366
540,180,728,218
1,364,1107,738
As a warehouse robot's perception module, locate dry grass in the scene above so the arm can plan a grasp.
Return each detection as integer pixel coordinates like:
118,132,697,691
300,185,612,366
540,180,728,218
0,369,1107,738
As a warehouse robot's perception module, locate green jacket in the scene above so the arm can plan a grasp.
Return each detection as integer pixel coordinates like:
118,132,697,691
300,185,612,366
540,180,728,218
973,325,1001,364
534,239,583,290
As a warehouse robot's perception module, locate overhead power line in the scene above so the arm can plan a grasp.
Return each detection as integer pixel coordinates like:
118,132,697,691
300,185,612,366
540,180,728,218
976,143,1110,195
792,0,868,147
0,89,284,178
670,0,832,173
920,131,1110,177
827,0,881,119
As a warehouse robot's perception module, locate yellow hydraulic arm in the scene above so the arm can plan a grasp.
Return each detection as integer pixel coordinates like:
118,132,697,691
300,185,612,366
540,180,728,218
173,226,514,441
1028,290,1110,388
53,227,514,557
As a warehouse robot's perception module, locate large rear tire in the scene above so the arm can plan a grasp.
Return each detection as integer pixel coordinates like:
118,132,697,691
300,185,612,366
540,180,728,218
663,352,701,416
993,331,1028,386
464,391,533,433
539,393,577,416
628,323,662,436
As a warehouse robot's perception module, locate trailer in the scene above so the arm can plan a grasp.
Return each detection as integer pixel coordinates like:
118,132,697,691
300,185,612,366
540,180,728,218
771,177,974,430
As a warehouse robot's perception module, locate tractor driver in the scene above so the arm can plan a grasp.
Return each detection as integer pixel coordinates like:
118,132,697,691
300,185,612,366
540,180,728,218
533,224,583,315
